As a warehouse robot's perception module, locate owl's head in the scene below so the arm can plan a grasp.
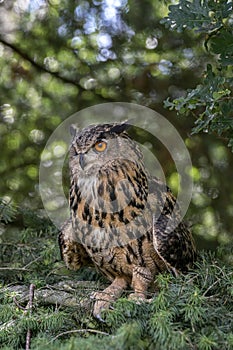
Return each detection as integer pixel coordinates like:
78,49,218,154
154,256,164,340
69,121,144,176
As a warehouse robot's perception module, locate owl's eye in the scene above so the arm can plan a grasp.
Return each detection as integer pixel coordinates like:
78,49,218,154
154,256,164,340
94,140,107,152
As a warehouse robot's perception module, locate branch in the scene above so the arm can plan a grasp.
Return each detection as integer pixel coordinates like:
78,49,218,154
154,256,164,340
0,36,119,102
0,267,31,271
0,36,83,89
25,284,35,350
51,328,109,342
5,280,101,309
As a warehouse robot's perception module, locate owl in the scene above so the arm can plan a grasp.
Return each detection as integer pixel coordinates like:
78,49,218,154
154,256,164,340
59,121,196,321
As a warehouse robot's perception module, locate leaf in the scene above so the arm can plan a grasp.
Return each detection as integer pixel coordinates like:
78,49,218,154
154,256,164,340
161,0,215,33
210,28,233,65
162,0,233,35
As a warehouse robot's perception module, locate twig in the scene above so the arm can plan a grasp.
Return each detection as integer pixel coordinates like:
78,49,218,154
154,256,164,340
23,257,41,269
0,267,30,271
0,257,41,272
50,328,109,342
12,284,36,349
13,296,27,311
25,284,35,350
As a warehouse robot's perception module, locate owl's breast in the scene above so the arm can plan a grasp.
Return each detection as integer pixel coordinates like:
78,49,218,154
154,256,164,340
70,158,156,250
72,206,152,250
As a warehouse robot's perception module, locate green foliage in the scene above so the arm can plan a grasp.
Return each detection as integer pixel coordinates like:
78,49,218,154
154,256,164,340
0,205,60,285
0,198,17,223
161,0,232,33
1,207,232,349
1,247,232,349
163,0,233,149
164,63,233,142
0,289,72,349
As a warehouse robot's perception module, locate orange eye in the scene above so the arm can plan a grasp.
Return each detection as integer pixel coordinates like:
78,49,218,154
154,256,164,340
94,140,107,152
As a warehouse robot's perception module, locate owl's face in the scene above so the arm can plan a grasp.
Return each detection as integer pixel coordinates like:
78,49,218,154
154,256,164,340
69,122,143,177
69,122,149,235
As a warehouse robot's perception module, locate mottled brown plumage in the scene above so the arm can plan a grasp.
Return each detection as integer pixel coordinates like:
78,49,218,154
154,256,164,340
59,121,196,320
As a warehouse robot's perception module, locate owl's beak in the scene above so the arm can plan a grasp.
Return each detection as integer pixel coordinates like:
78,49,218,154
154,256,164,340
79,153,85,170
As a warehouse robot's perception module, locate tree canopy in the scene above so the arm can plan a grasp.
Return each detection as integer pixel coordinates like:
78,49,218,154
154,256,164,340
1,0,233,246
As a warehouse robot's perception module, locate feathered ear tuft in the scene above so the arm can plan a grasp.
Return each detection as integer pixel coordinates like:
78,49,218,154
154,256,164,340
70,124,79,137
109,121,131,135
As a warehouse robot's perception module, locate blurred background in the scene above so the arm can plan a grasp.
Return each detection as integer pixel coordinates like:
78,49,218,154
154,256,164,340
0,0,233,250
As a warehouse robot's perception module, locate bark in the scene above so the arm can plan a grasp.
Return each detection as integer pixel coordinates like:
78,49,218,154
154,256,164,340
5,280,103,309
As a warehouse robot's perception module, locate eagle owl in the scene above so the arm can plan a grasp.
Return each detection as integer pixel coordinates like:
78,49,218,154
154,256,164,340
59,121,196,320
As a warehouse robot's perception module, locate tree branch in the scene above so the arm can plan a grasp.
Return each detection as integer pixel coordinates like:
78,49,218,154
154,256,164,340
5,280,102,309
0,36,83,89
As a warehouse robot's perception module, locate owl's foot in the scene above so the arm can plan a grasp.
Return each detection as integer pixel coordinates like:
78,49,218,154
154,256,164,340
91,291,112,322
91,277,128,321
130,265,153,302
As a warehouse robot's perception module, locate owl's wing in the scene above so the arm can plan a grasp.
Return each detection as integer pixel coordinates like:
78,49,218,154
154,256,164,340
58,219,93,270
150,178,196,272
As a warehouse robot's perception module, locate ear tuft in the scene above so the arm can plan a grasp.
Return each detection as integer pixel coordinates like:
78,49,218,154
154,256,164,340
110,121,131,135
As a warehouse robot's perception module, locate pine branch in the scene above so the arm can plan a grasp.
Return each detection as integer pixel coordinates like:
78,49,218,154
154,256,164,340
0,281,98,336
0,198,17,224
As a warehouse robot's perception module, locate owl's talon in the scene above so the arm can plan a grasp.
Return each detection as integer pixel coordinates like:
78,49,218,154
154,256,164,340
93,302,109,322
92,291,112,321
146,298,153,303
90,292,96,300
94,313,106,323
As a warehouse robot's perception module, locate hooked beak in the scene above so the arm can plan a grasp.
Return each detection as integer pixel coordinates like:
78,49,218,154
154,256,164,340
79,153,85,170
